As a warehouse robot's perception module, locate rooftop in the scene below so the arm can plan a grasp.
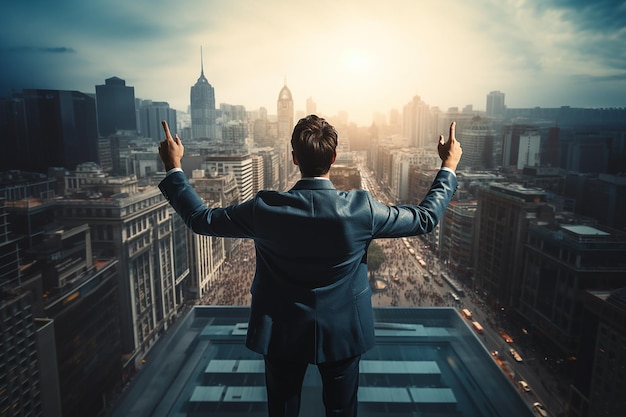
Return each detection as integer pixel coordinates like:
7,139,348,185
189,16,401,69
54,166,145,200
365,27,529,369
110,307,535,417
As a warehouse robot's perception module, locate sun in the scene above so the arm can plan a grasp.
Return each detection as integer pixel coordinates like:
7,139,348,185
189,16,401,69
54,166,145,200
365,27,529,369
342,48,370,72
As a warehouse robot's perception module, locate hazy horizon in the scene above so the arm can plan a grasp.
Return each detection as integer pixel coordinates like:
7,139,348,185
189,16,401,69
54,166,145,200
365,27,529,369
1,0,625,125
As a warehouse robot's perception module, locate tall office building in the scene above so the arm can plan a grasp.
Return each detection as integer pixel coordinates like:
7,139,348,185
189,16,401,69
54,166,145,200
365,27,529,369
138,100,177,141
254,148,281,190
0,199,44,416
250,154,265,194
517,132,541,169
221,121,248,153
201,154,253,203
24,225,121,417
57,165,178,372
403,95,432,149
0,89,99,173
474,183,554,309
457,116,495,171
0,201,20,284
486,90,506,118
190,51,216,140
572,288,626,417
519,220,626,358
186,171,227,299
306,96,317,116
189,171,239,259
95,77,137,136
564,173,626,231
277,84,294,189
0,291,43,416
439,200,478,274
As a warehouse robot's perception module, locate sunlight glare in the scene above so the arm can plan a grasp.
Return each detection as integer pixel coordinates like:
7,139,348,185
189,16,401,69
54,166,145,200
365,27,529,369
342,48,370,72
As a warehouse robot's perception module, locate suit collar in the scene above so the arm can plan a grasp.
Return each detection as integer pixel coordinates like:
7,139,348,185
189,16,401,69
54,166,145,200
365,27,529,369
291,178,336,190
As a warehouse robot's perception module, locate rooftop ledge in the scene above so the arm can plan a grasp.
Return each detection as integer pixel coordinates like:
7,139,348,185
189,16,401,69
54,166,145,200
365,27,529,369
110,306,536,417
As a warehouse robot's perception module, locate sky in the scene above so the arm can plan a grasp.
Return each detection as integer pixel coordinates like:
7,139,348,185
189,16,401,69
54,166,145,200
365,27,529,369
1,0,625,125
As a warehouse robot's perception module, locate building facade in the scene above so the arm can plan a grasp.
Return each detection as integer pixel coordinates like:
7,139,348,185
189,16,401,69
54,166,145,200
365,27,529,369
56,168,178,371
486,91,506,118
1,89,99,173
474,183,554,309
190,56,216,140
138,100,177,141
277,84,294,189
95,76,137,137
519,221,626,356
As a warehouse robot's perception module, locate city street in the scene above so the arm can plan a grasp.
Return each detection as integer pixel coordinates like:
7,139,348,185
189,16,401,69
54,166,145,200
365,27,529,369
358,158,568,417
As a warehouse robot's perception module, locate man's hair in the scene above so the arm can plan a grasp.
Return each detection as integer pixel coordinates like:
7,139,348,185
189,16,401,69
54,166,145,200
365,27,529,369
291,114,338,177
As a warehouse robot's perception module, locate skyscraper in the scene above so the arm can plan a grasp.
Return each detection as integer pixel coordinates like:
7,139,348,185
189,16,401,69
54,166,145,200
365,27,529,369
95,77,137,136
403,95,432,148
474,183,553,309
138,100,177,141
486,91,506,118
277,83,294,188
457,116,495,171
1,89,99,173
190,49,216,140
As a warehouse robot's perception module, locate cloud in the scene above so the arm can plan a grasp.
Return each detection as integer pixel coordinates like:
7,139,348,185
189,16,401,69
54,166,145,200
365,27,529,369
1,0,624,122
537,0,626,32
8,46,76,54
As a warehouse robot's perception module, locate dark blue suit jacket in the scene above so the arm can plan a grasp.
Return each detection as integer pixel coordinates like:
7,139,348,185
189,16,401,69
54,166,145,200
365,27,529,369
159,169,457,364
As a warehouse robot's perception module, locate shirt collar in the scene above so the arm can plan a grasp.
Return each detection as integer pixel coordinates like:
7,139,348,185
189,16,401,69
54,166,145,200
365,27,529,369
300,176,331,181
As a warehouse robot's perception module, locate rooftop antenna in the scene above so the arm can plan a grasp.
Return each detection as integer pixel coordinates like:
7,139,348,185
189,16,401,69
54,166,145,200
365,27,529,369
200,46,205,76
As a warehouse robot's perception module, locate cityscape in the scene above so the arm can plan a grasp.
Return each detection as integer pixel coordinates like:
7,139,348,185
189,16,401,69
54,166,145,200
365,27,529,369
2,2,626,417
2,64,625,417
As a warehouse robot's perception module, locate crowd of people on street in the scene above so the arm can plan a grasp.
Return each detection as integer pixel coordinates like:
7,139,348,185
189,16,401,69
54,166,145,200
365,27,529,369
199,237,457,309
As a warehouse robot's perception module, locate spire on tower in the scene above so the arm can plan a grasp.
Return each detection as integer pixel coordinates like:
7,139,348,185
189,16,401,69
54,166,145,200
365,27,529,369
200,46,205,77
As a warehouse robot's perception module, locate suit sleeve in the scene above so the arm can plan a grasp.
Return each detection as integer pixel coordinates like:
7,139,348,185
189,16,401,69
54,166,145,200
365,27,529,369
370,169,458,238
158,170,255,238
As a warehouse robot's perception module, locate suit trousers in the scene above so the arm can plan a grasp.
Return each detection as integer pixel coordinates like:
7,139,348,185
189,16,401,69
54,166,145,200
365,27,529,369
263,354,361,417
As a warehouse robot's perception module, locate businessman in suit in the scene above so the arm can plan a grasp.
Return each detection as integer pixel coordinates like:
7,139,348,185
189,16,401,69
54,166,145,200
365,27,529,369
158,115,461,417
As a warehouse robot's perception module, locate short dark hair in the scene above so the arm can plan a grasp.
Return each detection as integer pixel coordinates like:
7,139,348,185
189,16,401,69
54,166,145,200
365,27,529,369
291,115,338,177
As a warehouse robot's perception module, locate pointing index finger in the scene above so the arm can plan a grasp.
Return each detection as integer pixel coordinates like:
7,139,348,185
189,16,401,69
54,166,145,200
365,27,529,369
449,121,456,142
162,120,173,142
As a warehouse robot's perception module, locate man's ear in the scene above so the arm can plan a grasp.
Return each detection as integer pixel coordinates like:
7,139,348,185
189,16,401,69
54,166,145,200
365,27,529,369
331,151,337,165
292,150,299,166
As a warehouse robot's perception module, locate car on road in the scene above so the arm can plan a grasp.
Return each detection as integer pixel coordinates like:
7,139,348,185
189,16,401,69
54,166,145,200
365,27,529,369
518,380,531,392
498,328,514,343
509,348,523,362
532,402,548,417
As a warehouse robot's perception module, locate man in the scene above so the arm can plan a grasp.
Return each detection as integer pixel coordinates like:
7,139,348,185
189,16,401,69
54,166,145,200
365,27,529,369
158,115,461,416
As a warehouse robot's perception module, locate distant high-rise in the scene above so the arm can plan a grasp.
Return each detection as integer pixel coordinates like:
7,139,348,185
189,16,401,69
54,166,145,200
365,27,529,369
486,90,506,118
138,100,177,141
457,116,495,171
202,154,253,203
1,89,99,173
277,84,294,141
403,95,432,148
277,83,294,188
95,76,137,136
306,96,317,116
190,49,216,140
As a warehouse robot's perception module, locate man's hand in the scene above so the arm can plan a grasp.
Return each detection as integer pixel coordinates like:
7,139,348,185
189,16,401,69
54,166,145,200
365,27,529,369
158,120,184,171
438,122,462,172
